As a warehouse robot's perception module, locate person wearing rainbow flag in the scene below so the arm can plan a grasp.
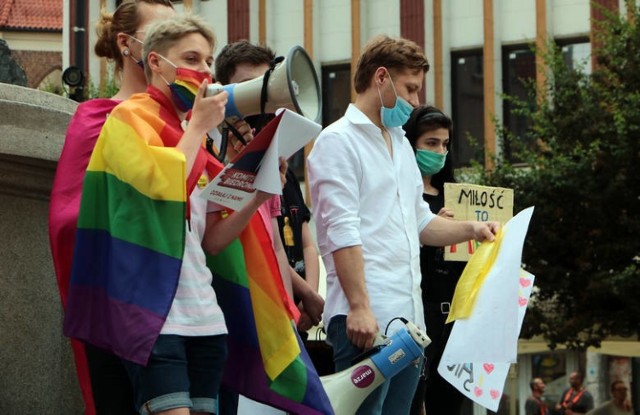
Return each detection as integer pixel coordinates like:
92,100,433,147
49,2,175,414
62,14,285,415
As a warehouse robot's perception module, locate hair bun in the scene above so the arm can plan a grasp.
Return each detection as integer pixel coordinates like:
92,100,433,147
94,10,117,60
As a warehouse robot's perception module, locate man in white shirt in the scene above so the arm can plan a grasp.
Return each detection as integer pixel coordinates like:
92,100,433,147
307,35,499,415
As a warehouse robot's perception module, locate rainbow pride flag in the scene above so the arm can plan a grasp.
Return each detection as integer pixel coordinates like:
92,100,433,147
209,213,333,415
64,86,333,413
63,89,190,364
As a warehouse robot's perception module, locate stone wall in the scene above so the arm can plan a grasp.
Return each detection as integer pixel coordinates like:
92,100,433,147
0,83,83,414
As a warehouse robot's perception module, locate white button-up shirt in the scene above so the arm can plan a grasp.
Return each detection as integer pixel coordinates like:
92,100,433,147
308,104,435,333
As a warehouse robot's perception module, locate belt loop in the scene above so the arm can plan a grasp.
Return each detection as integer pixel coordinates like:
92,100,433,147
440,302,451,314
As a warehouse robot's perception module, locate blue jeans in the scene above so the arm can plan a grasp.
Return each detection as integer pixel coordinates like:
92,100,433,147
327,315,423,415
122,334,227,415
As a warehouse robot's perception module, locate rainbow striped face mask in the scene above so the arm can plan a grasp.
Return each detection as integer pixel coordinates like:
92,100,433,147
158,54,212,112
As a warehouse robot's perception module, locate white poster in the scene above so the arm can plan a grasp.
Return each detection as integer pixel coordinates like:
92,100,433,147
438,207,535,412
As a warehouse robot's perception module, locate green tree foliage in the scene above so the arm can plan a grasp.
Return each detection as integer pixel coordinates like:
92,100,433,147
480,3,640,349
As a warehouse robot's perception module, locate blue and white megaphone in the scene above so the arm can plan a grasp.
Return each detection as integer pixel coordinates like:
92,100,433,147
320,320,431,415
206,45,321,123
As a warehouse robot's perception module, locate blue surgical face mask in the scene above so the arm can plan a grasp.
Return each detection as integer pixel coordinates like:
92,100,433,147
377,70,413,128
416,149,447,177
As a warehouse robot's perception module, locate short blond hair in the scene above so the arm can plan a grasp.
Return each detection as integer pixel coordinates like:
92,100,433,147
353,35,429,93
143,13,216,80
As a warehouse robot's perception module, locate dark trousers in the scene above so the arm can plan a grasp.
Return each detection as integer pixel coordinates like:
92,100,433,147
85,344,137,415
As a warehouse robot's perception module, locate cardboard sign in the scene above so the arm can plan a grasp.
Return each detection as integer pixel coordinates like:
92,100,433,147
443,183,514,261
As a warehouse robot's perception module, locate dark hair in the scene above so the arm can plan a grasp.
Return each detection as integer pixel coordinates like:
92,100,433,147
610,380,625,392
530,378,542,391
353,35,429,93
214,40,276,85
94,0,173,72
402,105,455,191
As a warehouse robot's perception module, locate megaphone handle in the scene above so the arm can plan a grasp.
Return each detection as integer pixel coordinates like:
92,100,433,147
349,344,385,367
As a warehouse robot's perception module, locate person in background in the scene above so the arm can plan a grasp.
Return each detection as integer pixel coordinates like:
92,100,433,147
48,1,174,413
307,35,499,415
214,40,323,332
525,378,550,415
403,105,468,415
556,372,595,415
587,380,632,415
213,40,324,415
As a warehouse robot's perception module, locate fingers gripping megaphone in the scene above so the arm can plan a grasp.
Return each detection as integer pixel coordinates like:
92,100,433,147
206,45,321,123
320,320,431,415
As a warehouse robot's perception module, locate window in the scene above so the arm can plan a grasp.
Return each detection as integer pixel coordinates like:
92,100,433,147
321,63,351,127
558,38,591,74
451,50,484,167
502,45,536,162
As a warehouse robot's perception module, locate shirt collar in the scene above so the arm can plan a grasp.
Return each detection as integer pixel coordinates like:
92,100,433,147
345,103,407,141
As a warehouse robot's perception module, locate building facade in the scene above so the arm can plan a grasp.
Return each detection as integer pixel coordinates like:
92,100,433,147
0,0,63,90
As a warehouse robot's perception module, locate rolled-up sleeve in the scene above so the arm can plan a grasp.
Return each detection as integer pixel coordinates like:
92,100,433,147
308,131,362,253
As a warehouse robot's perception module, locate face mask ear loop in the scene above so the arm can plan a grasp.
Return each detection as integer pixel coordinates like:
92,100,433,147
154,53,177,85
378,68,398,109
376,85,386,108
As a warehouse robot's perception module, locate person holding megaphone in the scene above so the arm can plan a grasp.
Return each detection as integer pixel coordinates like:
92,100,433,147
63,15,290,415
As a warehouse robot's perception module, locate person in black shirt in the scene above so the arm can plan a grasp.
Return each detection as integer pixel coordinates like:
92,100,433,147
404,105,468,415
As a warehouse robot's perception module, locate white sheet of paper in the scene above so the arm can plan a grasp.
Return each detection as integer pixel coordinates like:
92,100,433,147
437,270,535,412
253,109,321,195
442,207,534,363
437,206,535,412
201,109,321,210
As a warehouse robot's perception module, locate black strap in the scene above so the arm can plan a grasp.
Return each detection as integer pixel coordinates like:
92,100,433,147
260,56,284,115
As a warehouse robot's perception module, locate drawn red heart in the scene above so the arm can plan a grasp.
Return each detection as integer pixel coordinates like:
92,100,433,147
518,296,528,307
519,277,531,287
474,386,483,397
483,363,495,374
490,389,500,399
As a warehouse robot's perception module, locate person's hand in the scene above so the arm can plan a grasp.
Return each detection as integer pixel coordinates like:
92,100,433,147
298,290,324,327
472,221,500,242
437,207,455,219
226,119,254,159
296,309,314,332
346,306,379,349
190,80,227,134
279,157,288,189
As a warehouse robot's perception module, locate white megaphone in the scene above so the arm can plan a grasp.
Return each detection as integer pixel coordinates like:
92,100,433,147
206,45,321,123
320,320,431,415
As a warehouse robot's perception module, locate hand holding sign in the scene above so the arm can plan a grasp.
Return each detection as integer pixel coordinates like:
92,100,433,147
444,183,514,261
